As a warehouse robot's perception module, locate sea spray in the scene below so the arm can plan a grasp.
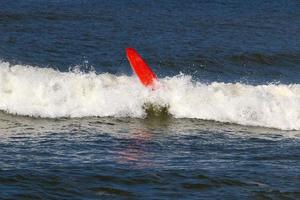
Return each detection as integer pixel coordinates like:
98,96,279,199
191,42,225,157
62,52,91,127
1,61,300,130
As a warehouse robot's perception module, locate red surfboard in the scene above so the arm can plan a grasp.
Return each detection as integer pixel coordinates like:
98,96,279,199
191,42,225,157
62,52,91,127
126,48,158,88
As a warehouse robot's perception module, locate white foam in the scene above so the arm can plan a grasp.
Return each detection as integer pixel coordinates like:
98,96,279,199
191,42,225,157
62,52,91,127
1,61,300,130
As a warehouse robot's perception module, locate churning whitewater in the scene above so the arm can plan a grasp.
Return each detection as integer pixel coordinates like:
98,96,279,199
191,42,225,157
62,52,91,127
1,61,300,130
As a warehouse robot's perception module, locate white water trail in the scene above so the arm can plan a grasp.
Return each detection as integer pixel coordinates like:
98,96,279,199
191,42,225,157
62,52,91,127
1,61,300,130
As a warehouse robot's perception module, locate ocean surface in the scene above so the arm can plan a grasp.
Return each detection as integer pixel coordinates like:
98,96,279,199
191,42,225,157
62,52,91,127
0,0,300,199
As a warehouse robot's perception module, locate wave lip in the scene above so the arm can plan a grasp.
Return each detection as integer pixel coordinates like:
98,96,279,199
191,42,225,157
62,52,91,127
1,61,300,130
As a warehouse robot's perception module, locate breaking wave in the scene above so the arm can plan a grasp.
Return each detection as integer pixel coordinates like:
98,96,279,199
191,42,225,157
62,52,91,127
1,61,300,130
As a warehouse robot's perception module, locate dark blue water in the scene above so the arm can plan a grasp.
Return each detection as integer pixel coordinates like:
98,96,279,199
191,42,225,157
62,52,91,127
0,0,300,199
1,0,300,83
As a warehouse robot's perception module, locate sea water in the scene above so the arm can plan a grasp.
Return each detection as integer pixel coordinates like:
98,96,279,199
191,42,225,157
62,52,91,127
0,0,299,199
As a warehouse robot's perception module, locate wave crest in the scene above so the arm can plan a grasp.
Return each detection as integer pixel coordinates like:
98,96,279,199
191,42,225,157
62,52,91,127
1,61,300,130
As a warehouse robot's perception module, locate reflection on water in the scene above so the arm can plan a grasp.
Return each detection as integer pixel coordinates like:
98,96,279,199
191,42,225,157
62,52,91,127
116,129,153,168
0,111,299,198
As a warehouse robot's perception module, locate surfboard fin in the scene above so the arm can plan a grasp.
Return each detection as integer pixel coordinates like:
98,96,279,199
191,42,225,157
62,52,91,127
126,48,158,88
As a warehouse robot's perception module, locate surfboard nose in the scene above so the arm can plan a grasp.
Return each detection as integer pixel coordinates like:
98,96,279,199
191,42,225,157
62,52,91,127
125,47,135,55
